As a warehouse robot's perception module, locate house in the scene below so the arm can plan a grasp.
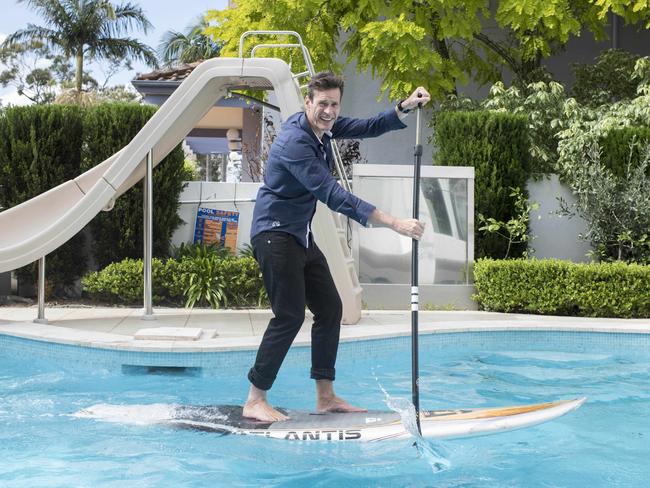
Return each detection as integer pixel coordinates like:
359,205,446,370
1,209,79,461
131,61,275,182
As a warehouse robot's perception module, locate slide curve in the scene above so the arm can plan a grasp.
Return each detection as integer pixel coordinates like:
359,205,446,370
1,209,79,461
0,58,303,274
0,57,362,323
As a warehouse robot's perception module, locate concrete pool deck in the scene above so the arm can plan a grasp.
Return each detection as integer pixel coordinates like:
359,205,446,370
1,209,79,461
1,306,650,352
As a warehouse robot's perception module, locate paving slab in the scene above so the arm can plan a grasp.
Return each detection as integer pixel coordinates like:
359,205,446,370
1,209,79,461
134,327,205,341
1,305,650,354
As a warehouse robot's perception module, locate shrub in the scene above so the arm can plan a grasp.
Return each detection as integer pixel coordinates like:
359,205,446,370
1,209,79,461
219,256,268,307
81,253,266,308
599,127,650,178
474,258,650,318
0,103,190,296
81,103,188,268
572,49,642,107
0,105,86,295
557,144,650,263
81,258,167,304
435,110,530,259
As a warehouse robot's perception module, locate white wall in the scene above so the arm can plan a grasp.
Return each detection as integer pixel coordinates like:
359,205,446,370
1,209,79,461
341,61,435,167
171,181,262,252
528,175,592,262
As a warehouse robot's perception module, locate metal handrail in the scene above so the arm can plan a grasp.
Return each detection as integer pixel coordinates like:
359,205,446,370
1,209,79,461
239,31,315,75
238,30,352,195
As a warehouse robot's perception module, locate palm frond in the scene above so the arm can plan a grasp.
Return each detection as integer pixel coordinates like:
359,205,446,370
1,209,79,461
109,2,153,36
93,37,158,67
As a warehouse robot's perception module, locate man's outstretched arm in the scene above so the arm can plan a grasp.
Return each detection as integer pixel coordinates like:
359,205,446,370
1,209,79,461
368,208,425,240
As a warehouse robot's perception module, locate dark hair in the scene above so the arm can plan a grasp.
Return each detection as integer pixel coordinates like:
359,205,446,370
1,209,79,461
307,71,344,100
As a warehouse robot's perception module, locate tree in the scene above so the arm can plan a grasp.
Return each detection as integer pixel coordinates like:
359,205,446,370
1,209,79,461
205,0,650,101
2,0,157,100
0,39,70,104
158,16,222,66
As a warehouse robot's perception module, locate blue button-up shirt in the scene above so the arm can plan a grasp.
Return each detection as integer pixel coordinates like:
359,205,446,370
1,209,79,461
250,108,407,247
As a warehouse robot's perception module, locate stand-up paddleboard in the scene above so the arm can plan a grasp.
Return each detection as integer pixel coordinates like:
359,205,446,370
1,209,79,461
74,397,585,442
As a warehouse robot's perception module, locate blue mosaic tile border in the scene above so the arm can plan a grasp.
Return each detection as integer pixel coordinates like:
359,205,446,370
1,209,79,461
2,330,650,372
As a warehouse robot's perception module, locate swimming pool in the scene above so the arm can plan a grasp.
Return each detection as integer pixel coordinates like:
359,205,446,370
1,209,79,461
1,330,649,487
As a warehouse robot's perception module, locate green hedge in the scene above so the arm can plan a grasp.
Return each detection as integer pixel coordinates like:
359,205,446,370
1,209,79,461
435,111,531,258
474,258,650,318
0,105,86,294
81,103,189,268
0,103,189,296
81,255,267,308
599,126,650,178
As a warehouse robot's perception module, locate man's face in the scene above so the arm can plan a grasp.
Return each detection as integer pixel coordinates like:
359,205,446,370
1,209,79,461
304,88,341,137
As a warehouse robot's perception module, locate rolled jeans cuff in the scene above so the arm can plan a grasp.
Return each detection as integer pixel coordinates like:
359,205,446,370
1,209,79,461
310,367,335,382
248,367,275,391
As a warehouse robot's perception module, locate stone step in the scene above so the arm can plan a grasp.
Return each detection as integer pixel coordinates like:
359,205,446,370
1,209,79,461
134,327,211,341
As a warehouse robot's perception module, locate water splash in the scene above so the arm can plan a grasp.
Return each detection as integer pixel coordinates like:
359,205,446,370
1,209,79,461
373,371,450,473
71,403,177,425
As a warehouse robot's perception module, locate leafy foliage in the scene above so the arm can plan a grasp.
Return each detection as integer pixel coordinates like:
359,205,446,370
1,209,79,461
206,0,650,101
474,258,650,318
0,39,69,104
82,254,267,308
478,187,539,259
435,110,530,258
158,16,222,66
443,52,650,264
556,57,650,180
572,49,643,107
3,0,157,97
599,127,650,178
557,144,650,264
81,103,188,268
0,104,85,294
481,81,569,174
182,254,227,309
0,103,188,295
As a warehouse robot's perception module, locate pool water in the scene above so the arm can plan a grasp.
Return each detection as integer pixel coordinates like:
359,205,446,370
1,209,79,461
1,332,650,487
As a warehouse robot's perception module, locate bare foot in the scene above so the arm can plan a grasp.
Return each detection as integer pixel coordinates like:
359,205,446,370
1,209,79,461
317,395,367,414
315,379,367,413
242,384,289,422
242,399,289,422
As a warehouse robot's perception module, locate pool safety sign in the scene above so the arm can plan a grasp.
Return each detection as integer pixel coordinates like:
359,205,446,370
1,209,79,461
193,208,239,253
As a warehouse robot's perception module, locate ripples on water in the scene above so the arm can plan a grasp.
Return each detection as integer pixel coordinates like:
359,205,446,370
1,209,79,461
1,333,650,486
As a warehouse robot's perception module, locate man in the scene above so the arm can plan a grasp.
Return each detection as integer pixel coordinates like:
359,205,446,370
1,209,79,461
245,71,430,421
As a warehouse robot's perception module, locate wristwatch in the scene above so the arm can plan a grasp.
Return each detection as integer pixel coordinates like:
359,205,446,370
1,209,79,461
397,99,411,114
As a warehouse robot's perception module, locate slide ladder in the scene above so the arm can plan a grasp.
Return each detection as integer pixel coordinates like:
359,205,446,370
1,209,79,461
243,31,362,323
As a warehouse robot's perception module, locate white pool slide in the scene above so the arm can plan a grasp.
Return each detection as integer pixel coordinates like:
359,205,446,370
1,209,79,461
0,57,362,323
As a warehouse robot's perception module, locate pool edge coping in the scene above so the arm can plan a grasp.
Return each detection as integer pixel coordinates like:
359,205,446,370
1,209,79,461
2,311,650,353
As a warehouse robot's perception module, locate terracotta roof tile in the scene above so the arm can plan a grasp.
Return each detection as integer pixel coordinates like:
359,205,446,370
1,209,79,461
136,61,203,81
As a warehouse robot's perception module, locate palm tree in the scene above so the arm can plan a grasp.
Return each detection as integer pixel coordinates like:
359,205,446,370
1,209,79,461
158,16,222,67
3,0,157,97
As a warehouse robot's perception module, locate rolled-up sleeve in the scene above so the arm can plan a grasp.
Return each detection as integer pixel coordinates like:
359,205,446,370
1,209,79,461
282,136,376,225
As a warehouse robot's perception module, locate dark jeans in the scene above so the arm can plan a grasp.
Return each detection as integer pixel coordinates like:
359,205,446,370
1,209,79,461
248,231,343,390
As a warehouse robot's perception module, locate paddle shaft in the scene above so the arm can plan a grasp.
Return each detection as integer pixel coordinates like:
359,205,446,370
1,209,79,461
411,95,423,435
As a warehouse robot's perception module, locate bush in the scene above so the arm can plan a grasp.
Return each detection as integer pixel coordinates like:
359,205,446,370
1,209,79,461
81,258,167,304
557,143,650,263
0,103,190,296
435,110,531,259
599,127,650,178
81,103,189,268
474,258,650,318
0,105,86,295
81,253,267,308
572,49,642,107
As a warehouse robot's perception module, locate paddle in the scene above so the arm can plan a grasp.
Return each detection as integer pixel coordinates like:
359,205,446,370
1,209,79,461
411,92,423,435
